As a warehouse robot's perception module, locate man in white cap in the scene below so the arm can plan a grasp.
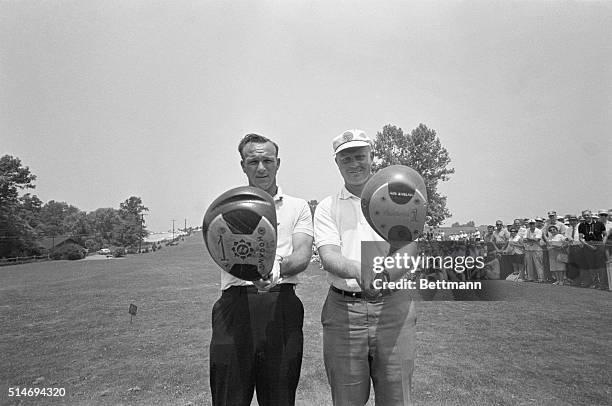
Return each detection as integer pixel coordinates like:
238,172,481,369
314,129,417,405
523,219,544,282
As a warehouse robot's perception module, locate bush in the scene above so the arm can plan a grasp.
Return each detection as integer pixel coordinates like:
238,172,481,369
113,247,126,257
50,244,86,260
85,239,99,254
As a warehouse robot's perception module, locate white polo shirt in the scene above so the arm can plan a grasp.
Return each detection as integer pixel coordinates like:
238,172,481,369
220,187,313,290
314,186,387,292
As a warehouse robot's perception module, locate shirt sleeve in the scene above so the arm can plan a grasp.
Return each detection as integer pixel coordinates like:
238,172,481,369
314,196,341,248
293,200,314,236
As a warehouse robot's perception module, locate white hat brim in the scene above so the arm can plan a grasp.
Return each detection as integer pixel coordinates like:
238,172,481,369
334,140,371,155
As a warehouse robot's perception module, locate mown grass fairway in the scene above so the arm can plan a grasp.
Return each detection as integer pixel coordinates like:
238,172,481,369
1,235,611,405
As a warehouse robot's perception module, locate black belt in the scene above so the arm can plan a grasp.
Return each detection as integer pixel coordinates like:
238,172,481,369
226,284,296,294
330,285,399,299
330,286,364,299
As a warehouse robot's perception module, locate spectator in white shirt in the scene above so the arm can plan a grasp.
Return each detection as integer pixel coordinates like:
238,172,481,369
524,219,545,282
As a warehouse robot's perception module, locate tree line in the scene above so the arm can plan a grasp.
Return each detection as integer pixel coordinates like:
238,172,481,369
0,155,149,258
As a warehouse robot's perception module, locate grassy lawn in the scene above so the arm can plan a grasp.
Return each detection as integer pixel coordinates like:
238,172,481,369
1,234,610,405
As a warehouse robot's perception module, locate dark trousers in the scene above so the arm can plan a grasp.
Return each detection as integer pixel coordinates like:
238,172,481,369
210,285,304,406
567,245,606,285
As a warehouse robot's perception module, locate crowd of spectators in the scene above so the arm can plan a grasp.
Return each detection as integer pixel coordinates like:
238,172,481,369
477,209,611,289
312,209,612,289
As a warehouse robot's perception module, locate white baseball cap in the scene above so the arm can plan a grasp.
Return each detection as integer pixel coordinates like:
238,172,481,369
332,129,373,154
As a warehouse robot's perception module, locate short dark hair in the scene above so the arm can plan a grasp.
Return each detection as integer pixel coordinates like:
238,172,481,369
238,133,279,159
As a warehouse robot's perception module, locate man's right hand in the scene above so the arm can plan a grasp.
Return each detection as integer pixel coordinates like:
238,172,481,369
252,278,272,291
252,259,282,291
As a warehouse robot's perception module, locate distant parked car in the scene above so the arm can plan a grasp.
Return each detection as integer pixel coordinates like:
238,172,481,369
98,248,111,255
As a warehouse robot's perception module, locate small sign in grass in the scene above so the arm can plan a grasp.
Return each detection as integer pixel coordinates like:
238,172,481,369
128,303,137,323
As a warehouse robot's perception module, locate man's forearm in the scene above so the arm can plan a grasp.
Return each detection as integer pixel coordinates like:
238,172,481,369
280,252,311,278
321,253,362,280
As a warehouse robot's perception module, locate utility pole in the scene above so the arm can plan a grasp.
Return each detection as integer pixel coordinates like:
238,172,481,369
184,219,187,233
139,213,145,254
172,219,175,242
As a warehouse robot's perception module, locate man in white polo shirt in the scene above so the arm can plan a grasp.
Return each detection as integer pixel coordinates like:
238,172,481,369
524,219,545,282
209,133,313,406
314,129,418,405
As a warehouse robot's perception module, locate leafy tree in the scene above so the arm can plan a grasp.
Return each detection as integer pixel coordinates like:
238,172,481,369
372,124,455,227
119,196,148,218
37,201,83,237
0,155,38,257
117,196,149,247
87,208,121,245
19,193,43,230
0,155,37,206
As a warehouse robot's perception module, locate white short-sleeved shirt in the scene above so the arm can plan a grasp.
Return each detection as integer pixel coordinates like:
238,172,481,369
220,187,313,290
524,228,543,252
314,186,387,292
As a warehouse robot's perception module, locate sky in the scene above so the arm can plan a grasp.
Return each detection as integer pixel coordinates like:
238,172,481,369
2,1,611,233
